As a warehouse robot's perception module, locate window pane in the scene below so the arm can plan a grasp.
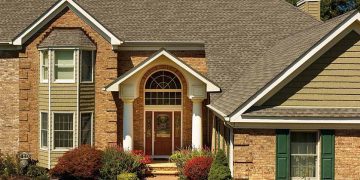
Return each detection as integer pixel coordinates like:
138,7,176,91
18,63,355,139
55,50,74,80
54,113,73,148
290,132,317,178
80,113,92,145
42,51,49,81
81,51,93,82
40,112,48,147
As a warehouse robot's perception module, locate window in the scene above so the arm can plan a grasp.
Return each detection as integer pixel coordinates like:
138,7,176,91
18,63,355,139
54,113,74,149
290,132,318,179
40,112,48,148
80,112,93,145
40,51,49,82
54,50,74,82
81,51,94,82
145,70,182,105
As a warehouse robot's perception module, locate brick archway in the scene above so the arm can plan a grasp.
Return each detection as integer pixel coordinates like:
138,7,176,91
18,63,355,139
132,65,193,152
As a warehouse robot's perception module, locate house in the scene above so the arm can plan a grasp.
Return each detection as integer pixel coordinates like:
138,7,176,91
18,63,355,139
0,0,360,179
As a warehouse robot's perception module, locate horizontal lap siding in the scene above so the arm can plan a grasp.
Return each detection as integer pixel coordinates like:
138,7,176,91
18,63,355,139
38,150,48,168
50,84,77,111
79,83,95,111
264,31,360,107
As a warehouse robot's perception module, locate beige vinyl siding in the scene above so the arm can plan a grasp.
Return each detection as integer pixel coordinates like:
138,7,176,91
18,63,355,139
50,151,66,168
264,31,360,107
39,85,49,111
38,150,49,168
79,83,95,111
298,1,320,20
50,84,77,111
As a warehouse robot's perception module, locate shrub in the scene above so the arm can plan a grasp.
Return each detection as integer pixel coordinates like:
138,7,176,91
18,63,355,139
50,145,102,179
184,156,212,180
0,154,20,178
117,172,138,180
99,147,148,180
170,148,212,179
26,164,48,178
208,150,231,180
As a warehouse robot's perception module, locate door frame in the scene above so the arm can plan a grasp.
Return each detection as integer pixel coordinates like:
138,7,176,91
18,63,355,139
144,107,183,158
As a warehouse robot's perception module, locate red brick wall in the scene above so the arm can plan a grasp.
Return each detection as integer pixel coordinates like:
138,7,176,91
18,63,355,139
19,8,119,158
0,52,19,154
335,130,360,179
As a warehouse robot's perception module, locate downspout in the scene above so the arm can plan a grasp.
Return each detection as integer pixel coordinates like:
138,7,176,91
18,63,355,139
47,49,51,169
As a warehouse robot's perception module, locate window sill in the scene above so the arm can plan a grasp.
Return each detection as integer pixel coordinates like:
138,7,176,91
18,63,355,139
52,147,74,152
53,80,75,84
40,80,49,84
80,81,94,84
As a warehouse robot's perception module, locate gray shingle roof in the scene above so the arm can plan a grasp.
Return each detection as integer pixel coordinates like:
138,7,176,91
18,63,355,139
1,0,352,116
38,28,96,48
244,106,360,118
210,10,357,116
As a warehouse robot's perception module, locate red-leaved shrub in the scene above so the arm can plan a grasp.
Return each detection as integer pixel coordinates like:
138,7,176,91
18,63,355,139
184,156,213,180
131,150,152,164
50,145,102,179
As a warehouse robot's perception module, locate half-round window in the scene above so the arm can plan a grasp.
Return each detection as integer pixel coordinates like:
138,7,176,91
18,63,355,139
145,70,182,105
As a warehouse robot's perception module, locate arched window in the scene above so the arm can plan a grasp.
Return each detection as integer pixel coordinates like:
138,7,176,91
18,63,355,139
145,70,182,105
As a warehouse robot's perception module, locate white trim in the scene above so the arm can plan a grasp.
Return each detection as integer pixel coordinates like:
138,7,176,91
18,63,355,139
229,128,234,177
230,12,360,121
235,118,360,124
39,51,49,83
52,111,76,151
53,49,76,83
79,111,94,146
12,0,122,46
47,50,52,169
105,49,221,92
207,105,230,121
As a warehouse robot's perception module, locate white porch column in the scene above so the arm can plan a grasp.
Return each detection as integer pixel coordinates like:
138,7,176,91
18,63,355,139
122,98,134,151
192,98,204,149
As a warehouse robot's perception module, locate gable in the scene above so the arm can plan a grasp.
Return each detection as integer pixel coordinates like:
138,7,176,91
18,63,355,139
263,31,360,107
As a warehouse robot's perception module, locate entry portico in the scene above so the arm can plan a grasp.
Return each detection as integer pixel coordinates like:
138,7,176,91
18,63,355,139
105,49,220,155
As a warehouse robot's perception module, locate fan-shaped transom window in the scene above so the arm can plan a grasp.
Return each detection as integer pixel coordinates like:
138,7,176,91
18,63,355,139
145,70,182,105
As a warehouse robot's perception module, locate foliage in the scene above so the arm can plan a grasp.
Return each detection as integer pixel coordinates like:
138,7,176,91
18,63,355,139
208,150,231,180
50,145,102,179
183,157,213,180
0,154,20,178
170,148,213,179
99,146,148,180
286,0,360,21
117,172,138,180
321,0,359,20
25,164,48,178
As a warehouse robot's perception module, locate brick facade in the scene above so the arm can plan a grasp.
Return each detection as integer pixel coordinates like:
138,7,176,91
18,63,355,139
0,52,19,154
233,129,276,180
335,130,360,179
18,8,119,158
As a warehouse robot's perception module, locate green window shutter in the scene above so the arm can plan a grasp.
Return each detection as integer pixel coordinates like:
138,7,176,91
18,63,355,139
321,130,335,180
276,129,290,180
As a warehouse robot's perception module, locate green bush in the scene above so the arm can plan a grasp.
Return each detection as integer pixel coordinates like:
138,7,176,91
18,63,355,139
99,147,147,180
117,172,138,180
26,164,48,178
0,154,20,178
208,150,231,180
170,148,213,179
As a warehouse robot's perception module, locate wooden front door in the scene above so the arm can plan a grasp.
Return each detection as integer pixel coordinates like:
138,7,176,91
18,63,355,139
154,112,172,155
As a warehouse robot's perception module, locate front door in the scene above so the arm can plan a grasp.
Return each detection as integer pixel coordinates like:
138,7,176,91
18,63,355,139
154,112,172,155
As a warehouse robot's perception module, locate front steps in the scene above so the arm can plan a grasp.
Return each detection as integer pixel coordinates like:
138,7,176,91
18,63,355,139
146,161,179,179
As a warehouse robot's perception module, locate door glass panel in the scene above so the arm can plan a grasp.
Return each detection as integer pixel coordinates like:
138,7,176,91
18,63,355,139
174,111,181,150
155,113,171,138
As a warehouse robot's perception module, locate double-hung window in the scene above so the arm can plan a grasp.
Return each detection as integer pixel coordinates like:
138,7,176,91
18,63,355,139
40,112,48,148
54,113,74,149
290,132,318,179
54,50,75,82
80,112,93,145
40,51,49,83
81,51,94,82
